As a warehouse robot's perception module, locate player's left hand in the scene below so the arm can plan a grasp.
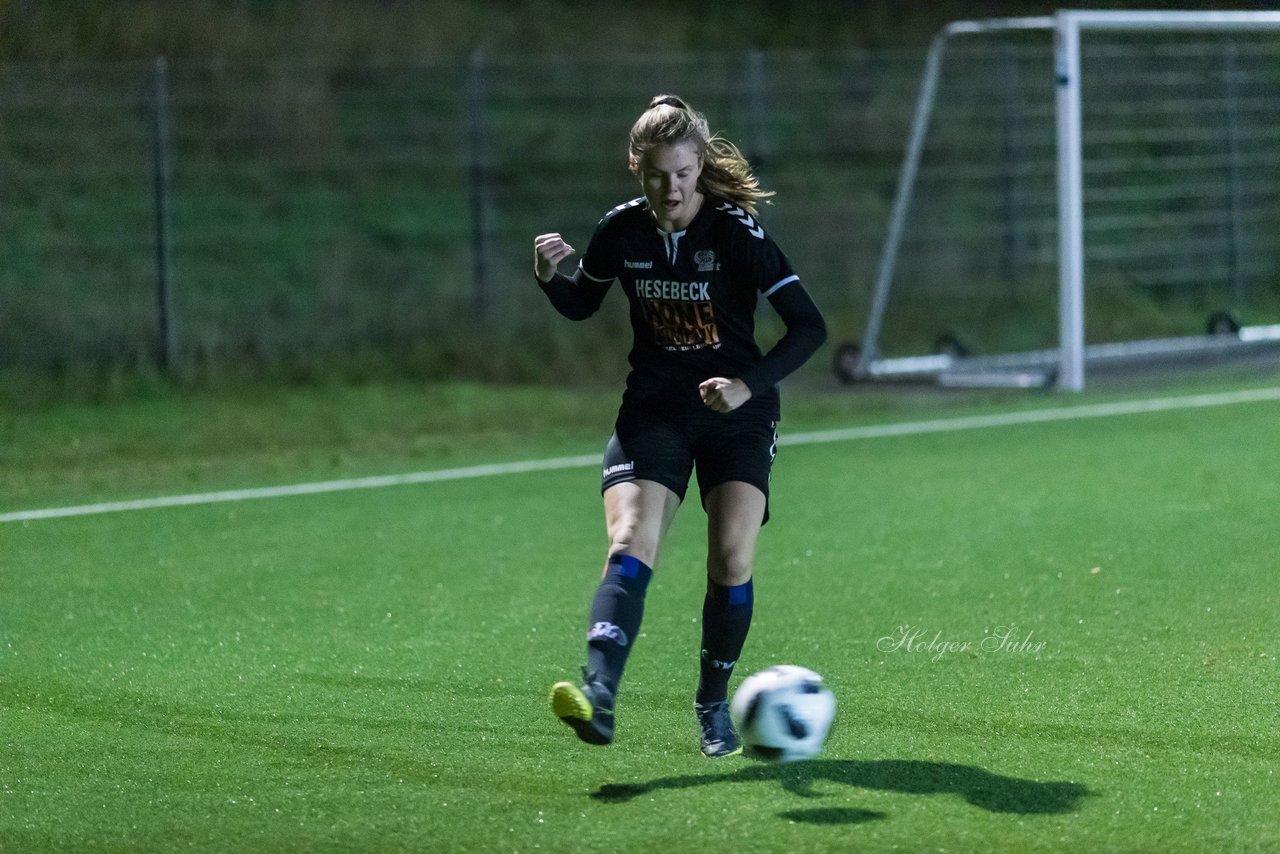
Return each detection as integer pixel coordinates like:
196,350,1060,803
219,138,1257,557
699,377,752,413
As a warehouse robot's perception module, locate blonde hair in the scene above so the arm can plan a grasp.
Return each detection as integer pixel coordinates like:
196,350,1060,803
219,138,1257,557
627,94,774,216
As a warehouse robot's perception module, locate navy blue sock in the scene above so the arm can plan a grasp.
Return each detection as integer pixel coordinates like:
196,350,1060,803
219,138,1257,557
697,577,754,705
584,554,653,695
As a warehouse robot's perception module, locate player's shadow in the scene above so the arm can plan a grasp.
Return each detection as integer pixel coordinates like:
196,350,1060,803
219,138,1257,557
592,759,1089,822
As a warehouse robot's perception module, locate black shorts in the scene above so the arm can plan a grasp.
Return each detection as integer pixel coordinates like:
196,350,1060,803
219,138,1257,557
601,404,778,519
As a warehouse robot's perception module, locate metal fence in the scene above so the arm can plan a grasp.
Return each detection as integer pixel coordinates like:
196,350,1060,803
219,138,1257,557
2,41,1277,376
0,51,917,376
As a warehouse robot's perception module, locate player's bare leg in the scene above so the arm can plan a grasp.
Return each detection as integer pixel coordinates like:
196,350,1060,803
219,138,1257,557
696,481,766,757
551,480,679,745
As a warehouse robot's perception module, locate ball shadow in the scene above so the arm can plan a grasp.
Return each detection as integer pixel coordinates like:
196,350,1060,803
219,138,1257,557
777,807,888,825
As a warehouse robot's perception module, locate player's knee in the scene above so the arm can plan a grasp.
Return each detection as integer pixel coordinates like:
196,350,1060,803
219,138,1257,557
607,525,659,569
707,547,753,586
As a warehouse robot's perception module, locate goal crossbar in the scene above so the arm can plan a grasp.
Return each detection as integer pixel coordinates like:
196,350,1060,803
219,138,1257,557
855,9,1280,391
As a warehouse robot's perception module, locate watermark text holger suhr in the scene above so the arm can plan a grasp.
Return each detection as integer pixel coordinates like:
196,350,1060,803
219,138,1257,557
877,625,1048,662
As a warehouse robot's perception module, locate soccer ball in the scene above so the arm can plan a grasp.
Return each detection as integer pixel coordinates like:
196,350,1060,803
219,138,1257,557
730,665,835,762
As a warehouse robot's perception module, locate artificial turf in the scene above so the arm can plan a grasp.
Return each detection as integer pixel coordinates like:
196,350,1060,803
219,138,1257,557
3,378,1279,851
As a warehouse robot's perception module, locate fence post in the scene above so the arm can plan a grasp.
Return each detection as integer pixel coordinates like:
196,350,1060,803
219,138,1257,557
742,49,770,183
466,48,495,324
148,55,178,373
1220,41,1246,307
998,43,1029,287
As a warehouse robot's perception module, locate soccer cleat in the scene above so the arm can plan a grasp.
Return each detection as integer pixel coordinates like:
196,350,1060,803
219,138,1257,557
695,699,742,758
550,670,615,745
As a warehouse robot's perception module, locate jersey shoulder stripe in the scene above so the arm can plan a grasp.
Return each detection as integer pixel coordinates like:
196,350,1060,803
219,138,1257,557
762,274,800,297
599,197,646,225
578,262,613,283
714,201,766,240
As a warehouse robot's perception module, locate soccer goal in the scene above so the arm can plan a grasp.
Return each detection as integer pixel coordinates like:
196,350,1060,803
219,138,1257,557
841,10,1280,391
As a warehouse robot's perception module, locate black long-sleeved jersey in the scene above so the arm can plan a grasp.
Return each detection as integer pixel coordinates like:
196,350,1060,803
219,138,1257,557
539,195,826,420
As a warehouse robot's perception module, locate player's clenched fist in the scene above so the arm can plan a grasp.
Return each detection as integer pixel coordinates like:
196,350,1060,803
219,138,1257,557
534,233,576,283
699,377,752,413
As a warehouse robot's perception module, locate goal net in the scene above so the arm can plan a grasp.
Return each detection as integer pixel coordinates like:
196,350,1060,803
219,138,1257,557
849,11,1280,390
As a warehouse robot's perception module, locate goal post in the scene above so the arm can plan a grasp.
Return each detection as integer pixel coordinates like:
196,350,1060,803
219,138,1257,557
850,9,1280,391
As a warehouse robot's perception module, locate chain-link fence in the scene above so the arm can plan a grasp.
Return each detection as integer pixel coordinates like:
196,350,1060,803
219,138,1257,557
2,42,1277,379
0,51,916,378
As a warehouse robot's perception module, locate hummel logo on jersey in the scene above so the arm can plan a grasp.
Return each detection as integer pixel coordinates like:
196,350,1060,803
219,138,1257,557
624,260,653,269
717,202,765,240
588,622,629,647
602,461,634,478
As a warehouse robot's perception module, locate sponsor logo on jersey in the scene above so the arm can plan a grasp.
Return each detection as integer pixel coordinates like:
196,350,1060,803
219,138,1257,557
635,279,710,301
637,299,720,350
694,249,718,272
624,259,653,269
633,278,720,351
588,622,629,646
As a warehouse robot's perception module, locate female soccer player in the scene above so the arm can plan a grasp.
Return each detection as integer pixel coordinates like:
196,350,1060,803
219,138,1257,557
535,95,827,757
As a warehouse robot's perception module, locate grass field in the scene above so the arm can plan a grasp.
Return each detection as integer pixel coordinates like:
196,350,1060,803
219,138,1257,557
4,373,1280,851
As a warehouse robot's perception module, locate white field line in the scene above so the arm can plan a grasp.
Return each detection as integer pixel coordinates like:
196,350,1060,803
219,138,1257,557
4,386,1279,524
779,385,1280,446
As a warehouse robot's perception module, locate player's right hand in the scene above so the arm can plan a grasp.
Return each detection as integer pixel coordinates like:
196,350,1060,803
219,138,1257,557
534,233,575,283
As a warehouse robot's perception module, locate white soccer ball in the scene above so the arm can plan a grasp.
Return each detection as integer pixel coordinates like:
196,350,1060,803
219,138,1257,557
730,665,835,762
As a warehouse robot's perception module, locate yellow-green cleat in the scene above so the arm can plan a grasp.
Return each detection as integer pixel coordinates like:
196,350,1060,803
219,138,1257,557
550,670,614,745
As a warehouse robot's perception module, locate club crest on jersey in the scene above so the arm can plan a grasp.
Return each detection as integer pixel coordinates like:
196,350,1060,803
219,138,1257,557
694,249,718,272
